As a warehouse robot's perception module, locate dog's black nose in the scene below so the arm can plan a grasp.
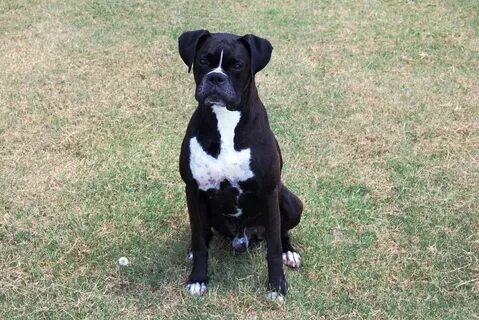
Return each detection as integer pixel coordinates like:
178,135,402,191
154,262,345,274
207,72,226,85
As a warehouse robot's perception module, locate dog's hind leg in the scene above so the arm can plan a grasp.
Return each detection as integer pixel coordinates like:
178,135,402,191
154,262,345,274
279,184,303,268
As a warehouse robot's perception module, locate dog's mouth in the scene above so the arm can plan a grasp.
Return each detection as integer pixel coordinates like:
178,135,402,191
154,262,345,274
196,78,239,111
204,95,236,111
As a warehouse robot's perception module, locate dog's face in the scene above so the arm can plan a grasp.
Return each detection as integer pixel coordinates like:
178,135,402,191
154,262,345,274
193,33,250,111
179,30,273,111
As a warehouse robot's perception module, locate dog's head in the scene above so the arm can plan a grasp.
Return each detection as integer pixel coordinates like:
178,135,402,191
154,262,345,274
178,30,273,111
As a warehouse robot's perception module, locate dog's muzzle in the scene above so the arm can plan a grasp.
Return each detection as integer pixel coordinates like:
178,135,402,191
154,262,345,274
196,72,239,111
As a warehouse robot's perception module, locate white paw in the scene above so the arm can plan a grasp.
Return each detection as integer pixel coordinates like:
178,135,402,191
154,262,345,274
232,232,249,252
266,291,285,304
282,251,301,268
186,282,207,296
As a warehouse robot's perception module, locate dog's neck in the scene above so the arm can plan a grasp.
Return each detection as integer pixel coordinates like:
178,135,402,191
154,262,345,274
211,104,241,151
227,78,267,128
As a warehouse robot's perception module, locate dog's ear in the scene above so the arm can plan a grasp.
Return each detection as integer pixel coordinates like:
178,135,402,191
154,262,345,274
178,30,210,73
240,34,273,74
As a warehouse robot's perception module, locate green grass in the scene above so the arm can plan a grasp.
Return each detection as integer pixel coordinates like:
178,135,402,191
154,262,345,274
1,0,478,319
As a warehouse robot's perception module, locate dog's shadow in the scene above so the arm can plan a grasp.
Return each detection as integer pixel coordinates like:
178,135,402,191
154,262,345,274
116,227,267,297
204,233,268,293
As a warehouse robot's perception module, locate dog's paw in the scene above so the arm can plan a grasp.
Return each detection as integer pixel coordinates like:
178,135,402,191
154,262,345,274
266,290,285,304
282,251,301,268
232,233,249,253
186,282,207,296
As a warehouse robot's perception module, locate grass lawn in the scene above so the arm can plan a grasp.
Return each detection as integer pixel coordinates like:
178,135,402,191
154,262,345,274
1,0,478,319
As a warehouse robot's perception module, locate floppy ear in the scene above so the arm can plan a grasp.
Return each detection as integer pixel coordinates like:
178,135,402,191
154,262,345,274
240,34,273,74
178,30,211,72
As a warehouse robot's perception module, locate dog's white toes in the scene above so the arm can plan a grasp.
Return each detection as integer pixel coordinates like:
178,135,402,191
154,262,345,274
266,291,285,304
232,232,249,252
186,282,207,296
282,251,301,268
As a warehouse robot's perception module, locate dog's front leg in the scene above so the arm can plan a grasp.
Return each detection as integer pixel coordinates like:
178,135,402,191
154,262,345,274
263,188,287,301
185,184,210,295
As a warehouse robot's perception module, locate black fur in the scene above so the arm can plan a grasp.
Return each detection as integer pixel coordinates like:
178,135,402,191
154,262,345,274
178,30,303,297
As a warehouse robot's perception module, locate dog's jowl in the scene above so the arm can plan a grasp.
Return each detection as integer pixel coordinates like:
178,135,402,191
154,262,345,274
178,30,303,301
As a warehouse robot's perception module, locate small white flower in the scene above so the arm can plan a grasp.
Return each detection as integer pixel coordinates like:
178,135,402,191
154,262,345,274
118,256,129,267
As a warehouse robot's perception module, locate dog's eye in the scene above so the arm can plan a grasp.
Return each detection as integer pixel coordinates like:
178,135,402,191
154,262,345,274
198,58,208,65
232,63,242,70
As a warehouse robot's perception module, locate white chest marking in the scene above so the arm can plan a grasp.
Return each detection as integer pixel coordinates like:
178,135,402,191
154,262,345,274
189,105,254,191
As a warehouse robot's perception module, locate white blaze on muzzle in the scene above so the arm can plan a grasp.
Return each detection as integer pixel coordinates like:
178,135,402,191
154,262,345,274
207,49,226,76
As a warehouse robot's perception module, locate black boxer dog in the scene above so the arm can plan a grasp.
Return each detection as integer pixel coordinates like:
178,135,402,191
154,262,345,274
178,30,303,301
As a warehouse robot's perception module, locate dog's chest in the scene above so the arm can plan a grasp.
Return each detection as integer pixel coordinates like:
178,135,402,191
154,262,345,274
189,106,254,191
